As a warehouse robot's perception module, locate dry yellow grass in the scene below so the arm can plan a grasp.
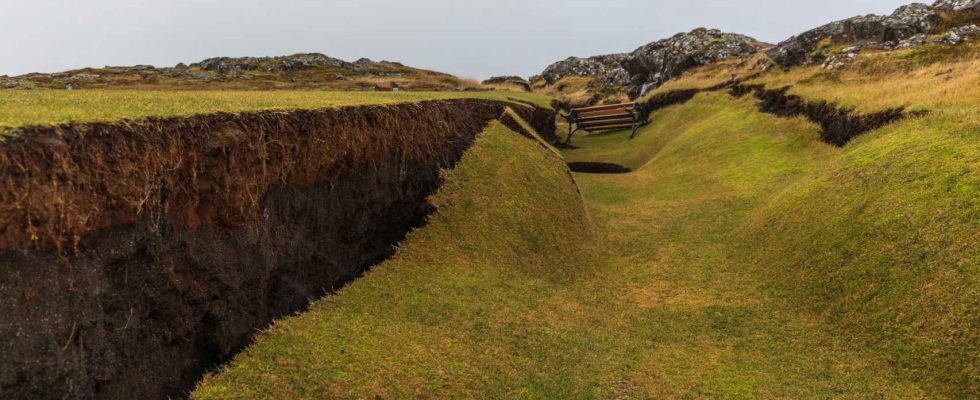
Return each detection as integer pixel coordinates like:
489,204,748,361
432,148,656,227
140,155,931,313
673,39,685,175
750,52,980,113
532,76,628,106
0,90,553,132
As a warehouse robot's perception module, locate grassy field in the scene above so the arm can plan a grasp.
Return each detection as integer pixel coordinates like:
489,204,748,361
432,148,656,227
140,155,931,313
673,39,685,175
0,90,551,132
194,81,977,397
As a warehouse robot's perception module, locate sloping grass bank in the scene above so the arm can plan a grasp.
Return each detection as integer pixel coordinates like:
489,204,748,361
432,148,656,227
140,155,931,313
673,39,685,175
195,120,602,398
568,91,977,397
197,91,976,398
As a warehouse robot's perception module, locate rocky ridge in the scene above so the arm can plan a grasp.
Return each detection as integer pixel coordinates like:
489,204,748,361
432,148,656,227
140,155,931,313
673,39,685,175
768,1,980,67
532,28,767,100
0,53,459,91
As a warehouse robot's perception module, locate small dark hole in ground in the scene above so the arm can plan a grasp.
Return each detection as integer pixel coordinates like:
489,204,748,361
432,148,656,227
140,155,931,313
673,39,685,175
567,162,632,174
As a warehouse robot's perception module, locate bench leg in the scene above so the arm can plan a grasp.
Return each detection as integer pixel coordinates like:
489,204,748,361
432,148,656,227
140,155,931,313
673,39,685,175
565,125,580,144
630,123,639,139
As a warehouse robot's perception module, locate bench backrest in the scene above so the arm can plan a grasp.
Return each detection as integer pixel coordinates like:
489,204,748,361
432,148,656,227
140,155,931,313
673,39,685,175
571,103,638,132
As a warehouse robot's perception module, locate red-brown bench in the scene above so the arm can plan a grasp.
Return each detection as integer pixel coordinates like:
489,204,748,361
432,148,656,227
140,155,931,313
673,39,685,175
562,102,650,143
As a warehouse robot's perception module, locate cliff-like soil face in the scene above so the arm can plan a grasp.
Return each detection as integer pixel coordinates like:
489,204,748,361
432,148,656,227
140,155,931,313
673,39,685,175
0,99,554,399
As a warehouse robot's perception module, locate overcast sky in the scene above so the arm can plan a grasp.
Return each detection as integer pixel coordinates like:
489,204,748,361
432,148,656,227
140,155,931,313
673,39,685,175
1,0,911,79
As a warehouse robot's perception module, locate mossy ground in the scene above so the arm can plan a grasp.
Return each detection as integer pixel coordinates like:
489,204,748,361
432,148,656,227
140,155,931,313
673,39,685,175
0,90,551,133
195,79,977,397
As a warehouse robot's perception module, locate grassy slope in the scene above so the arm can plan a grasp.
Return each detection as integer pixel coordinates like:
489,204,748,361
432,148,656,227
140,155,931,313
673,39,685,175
0,90,551,132
564,93,945,398
195,120,607,398
567,59,978,395
740,105,980,393
198,88,976,397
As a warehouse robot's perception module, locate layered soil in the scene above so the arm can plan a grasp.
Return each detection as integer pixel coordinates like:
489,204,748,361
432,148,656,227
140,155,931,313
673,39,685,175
0,99,554,399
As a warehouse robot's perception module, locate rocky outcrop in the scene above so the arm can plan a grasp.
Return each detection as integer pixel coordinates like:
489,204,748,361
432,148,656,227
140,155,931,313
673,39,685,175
533,53,630,89
533,28,765,100
933,0,980,12
621,28,765,98
768,1,980,67
767,3,942,66
937,23,980,42
192,53,352,73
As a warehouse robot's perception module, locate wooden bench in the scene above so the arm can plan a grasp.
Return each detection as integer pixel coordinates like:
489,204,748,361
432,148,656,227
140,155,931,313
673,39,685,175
562,102,650,143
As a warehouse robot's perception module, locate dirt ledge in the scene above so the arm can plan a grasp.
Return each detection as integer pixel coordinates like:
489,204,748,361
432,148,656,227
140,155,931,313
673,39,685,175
0,99,555,399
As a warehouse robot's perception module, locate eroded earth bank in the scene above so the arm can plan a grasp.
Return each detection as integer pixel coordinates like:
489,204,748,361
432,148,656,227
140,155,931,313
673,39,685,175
0,99,555,399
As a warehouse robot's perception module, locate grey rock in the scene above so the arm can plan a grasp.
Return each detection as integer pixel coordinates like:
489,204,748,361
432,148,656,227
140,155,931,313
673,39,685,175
822,52,859,69
932,0,980,12
768,3,942,66
895,33,932,49
936,23,980,43
622,28,764,97
192,53,353,73
535,28,764,99
537,53,629,88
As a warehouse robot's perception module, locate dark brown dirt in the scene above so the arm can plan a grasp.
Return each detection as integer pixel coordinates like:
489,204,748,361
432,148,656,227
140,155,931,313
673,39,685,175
567,162,632,174
0,99,555,399
505,98,559,143
644,88,701,112
730,84,916,146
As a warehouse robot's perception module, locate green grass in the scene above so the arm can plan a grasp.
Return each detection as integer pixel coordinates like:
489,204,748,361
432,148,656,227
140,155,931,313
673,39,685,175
0,89,552,133
195,92,978,398
195,118,603,398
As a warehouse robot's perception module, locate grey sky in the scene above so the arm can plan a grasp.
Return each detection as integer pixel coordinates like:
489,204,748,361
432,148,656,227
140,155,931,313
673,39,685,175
1,0,912,80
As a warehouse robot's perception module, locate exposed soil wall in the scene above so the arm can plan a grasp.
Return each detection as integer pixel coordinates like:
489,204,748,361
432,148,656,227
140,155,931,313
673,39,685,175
730,84,915,146
566,162,633,174
644,88,701,112
0,99,555,399
505,98,559,143
637,81,918,147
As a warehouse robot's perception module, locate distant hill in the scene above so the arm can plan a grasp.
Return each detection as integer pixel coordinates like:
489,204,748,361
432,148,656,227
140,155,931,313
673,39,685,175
0,53,473,91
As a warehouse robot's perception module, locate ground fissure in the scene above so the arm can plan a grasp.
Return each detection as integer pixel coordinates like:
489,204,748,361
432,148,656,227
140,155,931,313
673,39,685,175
0,99,556,399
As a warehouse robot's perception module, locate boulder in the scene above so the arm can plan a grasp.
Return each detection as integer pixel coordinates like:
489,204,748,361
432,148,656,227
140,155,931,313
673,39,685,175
536,53,630,88
767,3,942,66
621,28,765,98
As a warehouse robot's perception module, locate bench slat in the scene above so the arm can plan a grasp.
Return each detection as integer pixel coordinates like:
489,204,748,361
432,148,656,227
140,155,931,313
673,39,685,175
579,116,635,126
578,109,632,119
573,103,633,113
583,123,636,132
